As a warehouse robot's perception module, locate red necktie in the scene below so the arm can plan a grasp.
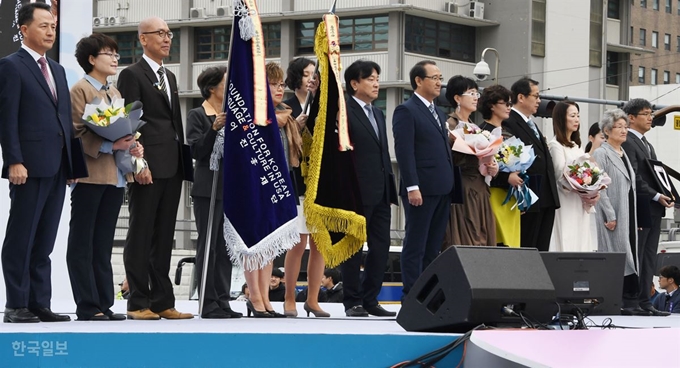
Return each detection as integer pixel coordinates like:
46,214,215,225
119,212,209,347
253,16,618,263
38,57,57,102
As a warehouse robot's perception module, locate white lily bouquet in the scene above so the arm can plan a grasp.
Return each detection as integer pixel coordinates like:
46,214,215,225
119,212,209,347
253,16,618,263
82,98,148,175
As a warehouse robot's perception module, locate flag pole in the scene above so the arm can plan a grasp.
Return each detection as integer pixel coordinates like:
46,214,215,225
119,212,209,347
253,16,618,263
198,8,238,318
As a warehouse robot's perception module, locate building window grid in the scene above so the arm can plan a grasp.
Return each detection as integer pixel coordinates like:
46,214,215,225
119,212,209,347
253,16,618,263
652,31,658,48
195,26,231,61
651,68,658,85
589,0,603,67
653,0,659,10
608,0,621,18
641,0,647,7
107,31,181,66
262,23,281,57
664,34,671,50
296,15,389,55
663,71,670,84
677,36,680,52
676,73,680,84
640,28,646,46
666,0,672,12
404,16,476,62
531,0,547,57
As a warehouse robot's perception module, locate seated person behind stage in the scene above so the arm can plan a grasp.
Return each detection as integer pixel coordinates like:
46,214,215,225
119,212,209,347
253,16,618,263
236,283,250,302
269,268,286,302
321,268,344,303
652,265,680,313
116,278,130,300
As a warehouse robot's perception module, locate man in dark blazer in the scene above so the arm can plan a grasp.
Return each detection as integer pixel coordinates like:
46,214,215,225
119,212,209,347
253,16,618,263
653,265,680,313
502,77,560,251
0,3,74,323
393,60,454,298
117,17,192,320
622,98,673,317
340,60,398,317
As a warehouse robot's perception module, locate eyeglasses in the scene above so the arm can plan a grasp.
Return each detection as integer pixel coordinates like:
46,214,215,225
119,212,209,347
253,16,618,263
142,30,174,39
461,92,481,98
496,101,512,107
636,111,655,118
98,52,120,61
422,75,444,82
269,83,286,90
525,93,540,99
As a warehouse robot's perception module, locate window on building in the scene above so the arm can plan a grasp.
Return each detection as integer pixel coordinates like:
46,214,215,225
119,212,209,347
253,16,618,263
652,31,658,48
653,0,659,9
105,30,181,65
629,64,633,82
606,52,619,85
677,36,680,51
532,0,547,57
195,26,231,61
296,15,388,55
666,0,672,12
608,0,621,18
663,70,670,84
664,34,671,50
678,0,680,14
639,66,645,83
676,73,680,83
641,0,647,7
639,28,646,46
262,23,281,57
589,0,603,67
404,15,476,61
651,68,658,85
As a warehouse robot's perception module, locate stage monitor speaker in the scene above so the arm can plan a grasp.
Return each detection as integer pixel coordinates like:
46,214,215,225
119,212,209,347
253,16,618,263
397,246,556,333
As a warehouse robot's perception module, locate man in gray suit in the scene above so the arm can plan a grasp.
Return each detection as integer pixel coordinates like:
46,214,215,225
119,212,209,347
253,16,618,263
621,98,672,317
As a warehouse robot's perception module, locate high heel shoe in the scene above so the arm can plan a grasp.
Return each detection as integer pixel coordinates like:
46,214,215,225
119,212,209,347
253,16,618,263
284,309,298,317
266,309,287,318
246,299,272,318
303,302,330,317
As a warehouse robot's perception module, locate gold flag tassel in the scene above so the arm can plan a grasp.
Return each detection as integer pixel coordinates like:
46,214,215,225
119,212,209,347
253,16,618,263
303,16,366,268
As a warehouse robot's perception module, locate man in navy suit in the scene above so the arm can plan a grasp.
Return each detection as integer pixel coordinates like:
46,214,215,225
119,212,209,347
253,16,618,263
622,98,673,316
0,3,74,323
393,60,454,298
653,265,680,313
341,60,398,317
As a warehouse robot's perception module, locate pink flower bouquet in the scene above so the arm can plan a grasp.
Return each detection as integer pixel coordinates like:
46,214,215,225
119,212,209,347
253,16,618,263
450,122,503,185
559,154,611,213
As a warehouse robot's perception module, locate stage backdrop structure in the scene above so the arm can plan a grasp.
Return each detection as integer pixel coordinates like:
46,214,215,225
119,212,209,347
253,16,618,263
0,0,92,308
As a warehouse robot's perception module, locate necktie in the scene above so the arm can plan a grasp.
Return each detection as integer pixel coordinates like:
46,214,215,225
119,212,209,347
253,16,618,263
38,57,57,102
527,119,540,139
428,103,445,133
641,136,652,158
364,105,380,139
157,68,169,102
665,294,672,312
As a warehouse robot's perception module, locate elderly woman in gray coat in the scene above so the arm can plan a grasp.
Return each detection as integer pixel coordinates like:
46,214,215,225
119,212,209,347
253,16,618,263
593,109,640,314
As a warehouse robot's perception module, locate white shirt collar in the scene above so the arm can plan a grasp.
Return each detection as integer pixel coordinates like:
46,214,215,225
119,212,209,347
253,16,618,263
511,107,533,123
352,95,369,109
142,54,163,74
21,43,45,62
414,92,433,107
627,128,644,139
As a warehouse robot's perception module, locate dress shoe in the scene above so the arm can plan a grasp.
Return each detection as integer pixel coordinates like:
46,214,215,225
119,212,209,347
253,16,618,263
201,309,231,319
641,305,671,316
127,309,161,320
3,308,40,323
620,307,653,316
157,308,194,320
78,314,109,321
345,305,369,317
221,307,243,319
29,308,71,322
365,304,397,317
245,299,273,318
304,302,330,317
105,313,127,321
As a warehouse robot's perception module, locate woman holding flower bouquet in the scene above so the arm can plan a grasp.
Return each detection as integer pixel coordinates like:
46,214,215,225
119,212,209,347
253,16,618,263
478,85,523,247
547,101,598,252
442,76,498,248
67,34,144,321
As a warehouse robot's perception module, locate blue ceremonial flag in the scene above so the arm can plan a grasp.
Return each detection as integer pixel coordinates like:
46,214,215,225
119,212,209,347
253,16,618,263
220,0,299,270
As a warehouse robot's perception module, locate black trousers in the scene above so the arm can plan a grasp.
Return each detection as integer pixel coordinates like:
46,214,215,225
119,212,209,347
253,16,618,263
520,207,556,251
638,215,662,308
67,183,124,319
1,167,66,308
193,196,233,314
400,194,450,297
123,172,182,312
340,200,391,310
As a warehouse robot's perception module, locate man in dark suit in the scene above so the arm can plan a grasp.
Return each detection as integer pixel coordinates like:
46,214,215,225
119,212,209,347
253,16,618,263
340,60,398,317
622,98,673,317
117,17,192,320
502,77,560,251
652,265,680,313
0,2,74,323
393,60,454,298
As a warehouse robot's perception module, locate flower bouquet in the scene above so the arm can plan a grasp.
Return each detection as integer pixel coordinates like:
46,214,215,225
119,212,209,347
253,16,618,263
559,154,611,213
495,136,539,211
450,122,503,185
82,98,147,174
